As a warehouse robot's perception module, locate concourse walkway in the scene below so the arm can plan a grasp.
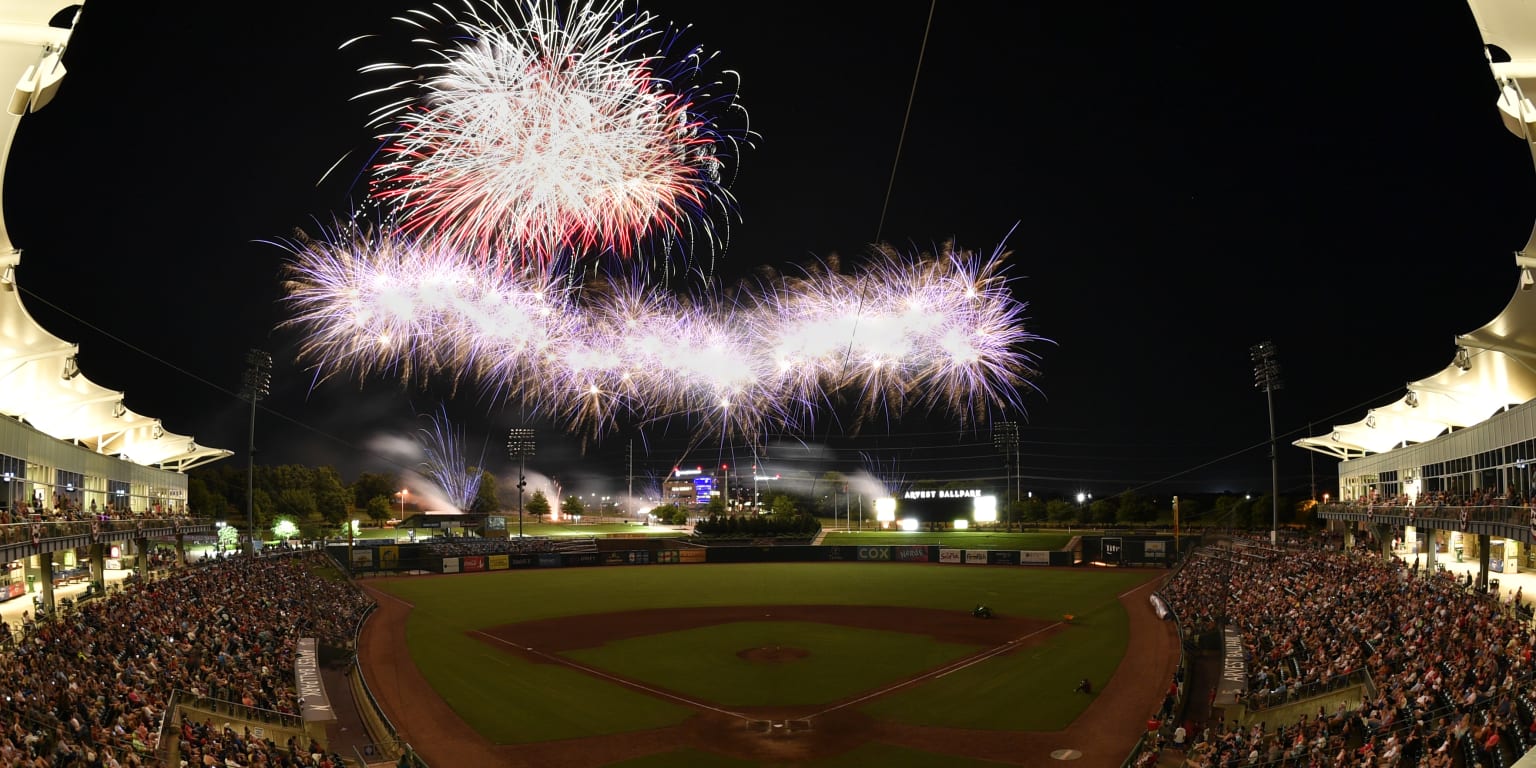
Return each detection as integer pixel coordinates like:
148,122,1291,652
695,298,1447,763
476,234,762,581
0,542,222,637
1399,546,1536,614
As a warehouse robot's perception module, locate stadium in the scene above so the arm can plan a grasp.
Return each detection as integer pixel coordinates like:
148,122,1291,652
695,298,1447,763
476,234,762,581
7,1,1536,767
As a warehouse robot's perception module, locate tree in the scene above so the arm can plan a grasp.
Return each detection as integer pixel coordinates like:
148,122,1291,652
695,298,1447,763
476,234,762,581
1087,498,1111,525
275,487,318,525
768,494,798,517
526,490,550,522
704,496,727,516
187,475,229,519
1018,496,1046,523
1115,490,1156,525
272,518,300,541
1211,495,1254,529
813,471,847,516
561,495,586,519
469,470,499,514
1046,499,1076,523
251,488,275,532
365,495,394,525
649,502,684,525
353,472,401,510
311,466,350,526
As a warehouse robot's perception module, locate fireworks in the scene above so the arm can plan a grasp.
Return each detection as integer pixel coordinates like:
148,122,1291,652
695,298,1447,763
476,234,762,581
360,0,746,270
416,405,487,511
280,230,1044,443
279,0,1047,447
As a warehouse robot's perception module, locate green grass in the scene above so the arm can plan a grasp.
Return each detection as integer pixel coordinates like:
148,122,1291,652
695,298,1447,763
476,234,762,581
862,581,1130,730
375,563,1155,748
565,621,981,707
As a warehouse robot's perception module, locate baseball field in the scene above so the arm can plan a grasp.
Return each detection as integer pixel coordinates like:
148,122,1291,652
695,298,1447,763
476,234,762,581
357,561,1178,767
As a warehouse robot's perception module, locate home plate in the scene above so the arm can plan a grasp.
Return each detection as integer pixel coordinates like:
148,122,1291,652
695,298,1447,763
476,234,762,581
1051,749,1083,760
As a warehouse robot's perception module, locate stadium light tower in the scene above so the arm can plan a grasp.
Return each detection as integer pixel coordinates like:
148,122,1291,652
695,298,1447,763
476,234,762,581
239,349,272,555
1251,341,1282,546
993,421,1019,530
507,427,536,538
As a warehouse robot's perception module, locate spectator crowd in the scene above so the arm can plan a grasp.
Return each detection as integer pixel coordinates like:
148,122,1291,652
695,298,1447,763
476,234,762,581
0,551,372,768
1158,536,1536,767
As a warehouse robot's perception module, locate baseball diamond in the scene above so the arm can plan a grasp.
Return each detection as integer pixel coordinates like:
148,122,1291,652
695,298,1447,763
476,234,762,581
356,562,1179,767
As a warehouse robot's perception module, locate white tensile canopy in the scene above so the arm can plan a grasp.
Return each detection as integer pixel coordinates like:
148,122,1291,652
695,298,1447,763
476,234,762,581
0,1,230,472
1295,0,1536,461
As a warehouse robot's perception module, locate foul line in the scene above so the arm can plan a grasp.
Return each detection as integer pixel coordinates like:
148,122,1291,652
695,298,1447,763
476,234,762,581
808,621,1062,719
473,629,749,720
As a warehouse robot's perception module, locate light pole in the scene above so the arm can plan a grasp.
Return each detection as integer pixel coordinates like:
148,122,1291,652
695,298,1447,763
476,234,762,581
721,465,730,511
507,428,535,538
398,488,408,519
993,421,1019,530
1252,341,1282,546
239,349,272,555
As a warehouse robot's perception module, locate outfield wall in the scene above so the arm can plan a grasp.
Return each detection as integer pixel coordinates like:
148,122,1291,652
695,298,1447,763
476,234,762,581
335,542,1090,573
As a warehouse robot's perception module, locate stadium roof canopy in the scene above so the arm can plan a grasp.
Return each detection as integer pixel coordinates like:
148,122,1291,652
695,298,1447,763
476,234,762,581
1295,0,1536,461
0,2,231,472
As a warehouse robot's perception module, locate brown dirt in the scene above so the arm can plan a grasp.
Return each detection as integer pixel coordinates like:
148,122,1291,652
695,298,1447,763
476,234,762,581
357,572,1176,767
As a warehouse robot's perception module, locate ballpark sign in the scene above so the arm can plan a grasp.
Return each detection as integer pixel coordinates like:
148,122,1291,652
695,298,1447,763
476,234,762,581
295,638,336,722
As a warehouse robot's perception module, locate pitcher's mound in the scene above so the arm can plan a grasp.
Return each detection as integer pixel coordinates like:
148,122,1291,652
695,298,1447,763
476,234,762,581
738,645,809,663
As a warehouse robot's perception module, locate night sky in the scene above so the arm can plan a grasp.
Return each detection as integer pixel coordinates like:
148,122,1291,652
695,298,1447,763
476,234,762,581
3,1,1531,505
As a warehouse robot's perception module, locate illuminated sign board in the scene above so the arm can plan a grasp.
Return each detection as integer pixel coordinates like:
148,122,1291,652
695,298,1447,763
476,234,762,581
693,476,715,503
894,492,999,523
903,489,982,499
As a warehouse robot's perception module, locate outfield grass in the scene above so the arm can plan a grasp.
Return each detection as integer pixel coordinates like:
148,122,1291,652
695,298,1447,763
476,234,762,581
373,563,1156,748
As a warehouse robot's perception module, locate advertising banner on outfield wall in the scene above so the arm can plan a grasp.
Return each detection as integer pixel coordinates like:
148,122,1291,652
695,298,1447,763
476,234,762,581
1020,551,1050,565
538,553,562,567
463,556,485,572
604,551,650,565
489,555,509,570
893,545,931,562
857,546,891,561
964,549,989,564
988,550,1019,565
939,548,962,563
350,549,374,571
443,557,459,573
294,638,335,723
378,545,399,571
